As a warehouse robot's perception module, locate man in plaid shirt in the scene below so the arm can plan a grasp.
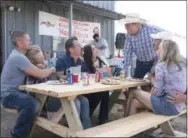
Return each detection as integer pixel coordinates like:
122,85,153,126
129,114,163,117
122,13,163,78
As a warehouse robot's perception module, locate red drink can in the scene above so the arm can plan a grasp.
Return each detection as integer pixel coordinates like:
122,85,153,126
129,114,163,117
95,72,101,82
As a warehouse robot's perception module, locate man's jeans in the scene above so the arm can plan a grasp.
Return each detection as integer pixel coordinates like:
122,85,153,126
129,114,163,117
1,92,40,137
75,96,91,129
46,95,91,129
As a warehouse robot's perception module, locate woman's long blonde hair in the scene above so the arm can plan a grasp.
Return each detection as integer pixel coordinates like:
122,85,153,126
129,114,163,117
159,40,185,71
26,45,42,64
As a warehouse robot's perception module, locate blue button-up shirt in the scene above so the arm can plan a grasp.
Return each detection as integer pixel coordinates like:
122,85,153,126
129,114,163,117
124,24,163,72
56,53,83,75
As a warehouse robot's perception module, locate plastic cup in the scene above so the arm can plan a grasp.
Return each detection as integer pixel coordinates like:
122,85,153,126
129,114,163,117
73,74,79,83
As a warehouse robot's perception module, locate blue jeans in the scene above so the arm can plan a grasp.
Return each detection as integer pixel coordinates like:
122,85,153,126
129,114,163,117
1,92,40,137
46,96,91,129
75,96,91,129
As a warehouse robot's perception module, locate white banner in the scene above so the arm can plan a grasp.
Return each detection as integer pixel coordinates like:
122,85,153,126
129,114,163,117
39,11,100,45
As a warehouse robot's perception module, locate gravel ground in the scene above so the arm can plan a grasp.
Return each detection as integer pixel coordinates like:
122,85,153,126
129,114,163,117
1,104,187,138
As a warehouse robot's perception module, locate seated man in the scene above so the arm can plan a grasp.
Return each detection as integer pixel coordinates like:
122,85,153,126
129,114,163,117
0,31,55,138
48,37,91,129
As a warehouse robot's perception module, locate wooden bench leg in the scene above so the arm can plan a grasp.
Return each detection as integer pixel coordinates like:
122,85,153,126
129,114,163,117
108,91,121,113
160,121,176,136
29,94,47,138
124,92,134,117
61,98,83,131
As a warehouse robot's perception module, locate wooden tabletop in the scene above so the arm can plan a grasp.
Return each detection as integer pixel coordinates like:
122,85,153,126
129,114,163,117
19,80,150,98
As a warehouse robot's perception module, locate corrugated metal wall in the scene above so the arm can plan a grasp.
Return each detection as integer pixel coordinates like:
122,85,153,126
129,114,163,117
83,0,115,11
1,0,115,63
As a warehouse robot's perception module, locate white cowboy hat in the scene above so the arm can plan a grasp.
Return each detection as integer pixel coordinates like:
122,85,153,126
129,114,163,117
119,13,147,24
150,31,173,40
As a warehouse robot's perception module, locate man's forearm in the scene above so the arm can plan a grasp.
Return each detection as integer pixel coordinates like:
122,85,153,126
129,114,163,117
56,72,67,80
39,68,55,78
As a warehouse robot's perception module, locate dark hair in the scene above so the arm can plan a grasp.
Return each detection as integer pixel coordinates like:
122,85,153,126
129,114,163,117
83,45,96,73
65,37,78,53
83,45,105,73
11,31,27,46
93,34,99,39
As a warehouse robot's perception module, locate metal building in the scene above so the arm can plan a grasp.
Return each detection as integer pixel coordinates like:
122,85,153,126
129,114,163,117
0,0,125,70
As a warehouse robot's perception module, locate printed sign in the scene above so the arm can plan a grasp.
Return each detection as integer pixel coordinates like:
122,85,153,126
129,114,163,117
39,11,100,45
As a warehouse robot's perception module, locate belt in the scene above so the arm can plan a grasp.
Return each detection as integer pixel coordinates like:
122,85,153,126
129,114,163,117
137,57,157,63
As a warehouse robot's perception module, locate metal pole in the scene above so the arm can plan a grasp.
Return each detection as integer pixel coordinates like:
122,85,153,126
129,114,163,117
69,3,73,38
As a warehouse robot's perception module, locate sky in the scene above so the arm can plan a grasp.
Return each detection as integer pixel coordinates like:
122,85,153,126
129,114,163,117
115,1,186,57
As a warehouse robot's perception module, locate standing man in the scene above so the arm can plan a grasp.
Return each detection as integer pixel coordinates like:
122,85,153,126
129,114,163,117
122,13,163,78
1,31,55,137
92,34,110,59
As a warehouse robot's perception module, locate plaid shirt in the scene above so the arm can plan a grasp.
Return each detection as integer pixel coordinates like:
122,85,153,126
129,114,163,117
124,24,163,72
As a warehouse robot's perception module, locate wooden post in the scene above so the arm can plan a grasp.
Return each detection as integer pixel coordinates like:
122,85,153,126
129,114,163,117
29,94,47,138
160,121,176,136
61,98,83,131
108,91,121,112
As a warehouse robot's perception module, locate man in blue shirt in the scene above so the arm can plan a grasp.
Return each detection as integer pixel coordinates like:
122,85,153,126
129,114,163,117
122,13,164,78
56,37,83,77
54,37,91,129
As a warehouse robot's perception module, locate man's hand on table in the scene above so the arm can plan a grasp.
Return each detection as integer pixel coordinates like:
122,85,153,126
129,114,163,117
56,71,67,80
50,67,56,74
167,93,187,104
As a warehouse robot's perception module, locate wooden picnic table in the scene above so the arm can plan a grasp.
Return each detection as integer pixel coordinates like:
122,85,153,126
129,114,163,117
19,80,151,137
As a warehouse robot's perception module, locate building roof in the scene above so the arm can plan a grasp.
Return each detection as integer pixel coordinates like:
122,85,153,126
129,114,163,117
45,0,126,20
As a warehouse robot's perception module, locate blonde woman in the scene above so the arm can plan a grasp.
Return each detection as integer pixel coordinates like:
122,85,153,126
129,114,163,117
26,45,47,69
127,40,186,116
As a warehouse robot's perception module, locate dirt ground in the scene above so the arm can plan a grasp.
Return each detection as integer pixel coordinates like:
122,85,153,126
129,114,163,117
1,103,187,138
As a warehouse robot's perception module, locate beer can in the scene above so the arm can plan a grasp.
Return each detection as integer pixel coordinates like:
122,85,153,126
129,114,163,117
67,72,73,84
102,72,108,79
120,71,125,80
95,72,100,82
83,73,89,85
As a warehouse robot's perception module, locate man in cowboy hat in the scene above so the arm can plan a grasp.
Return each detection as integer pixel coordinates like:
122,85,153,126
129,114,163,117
122,13,164,78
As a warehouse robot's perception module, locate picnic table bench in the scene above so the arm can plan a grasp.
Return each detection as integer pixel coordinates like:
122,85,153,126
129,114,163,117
2,80,187,137
76,110,187,137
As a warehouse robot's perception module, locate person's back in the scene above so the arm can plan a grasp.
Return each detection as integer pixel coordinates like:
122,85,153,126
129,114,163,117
157,62,186,96
155,62,186,112
1,49,30,97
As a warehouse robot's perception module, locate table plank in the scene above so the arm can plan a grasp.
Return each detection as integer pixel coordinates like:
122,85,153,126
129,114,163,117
19,81,150,98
